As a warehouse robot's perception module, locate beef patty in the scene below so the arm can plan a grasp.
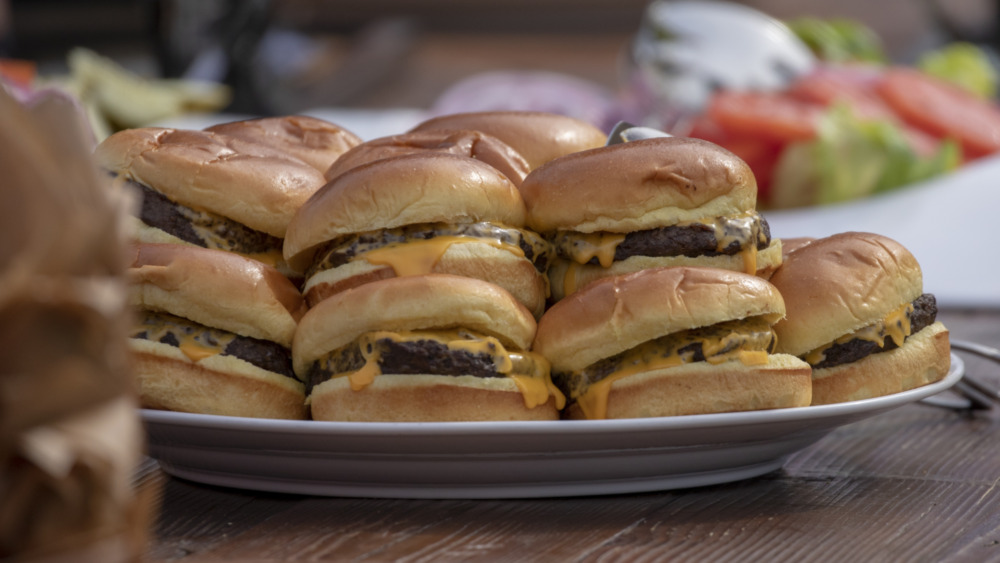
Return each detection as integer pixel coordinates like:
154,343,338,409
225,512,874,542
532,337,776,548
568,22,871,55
121,175,283,256
810,293,938,369
131,311,295,379
304,221,552,279
305,335,504,395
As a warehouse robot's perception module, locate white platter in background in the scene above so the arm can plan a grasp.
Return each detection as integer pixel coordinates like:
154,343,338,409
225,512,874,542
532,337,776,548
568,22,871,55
764,154,1000,308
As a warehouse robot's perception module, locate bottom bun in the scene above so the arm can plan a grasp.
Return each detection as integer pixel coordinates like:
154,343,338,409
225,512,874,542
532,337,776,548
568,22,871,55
811,321,950,405
563,353,813,420
310,374,561,422
132,342,307,420
548,240,784,301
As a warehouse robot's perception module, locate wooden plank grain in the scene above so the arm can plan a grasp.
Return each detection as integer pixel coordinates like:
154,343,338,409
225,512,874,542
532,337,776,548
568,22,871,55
785,405,1000,483
563,475,1000,562
175,494,677,562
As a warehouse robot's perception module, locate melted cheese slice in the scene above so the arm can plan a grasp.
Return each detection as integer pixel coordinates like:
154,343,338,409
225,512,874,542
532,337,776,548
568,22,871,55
363,236,525,277
564,319,774,420
330,329,565,410
135,313,235,363
803,302,915,366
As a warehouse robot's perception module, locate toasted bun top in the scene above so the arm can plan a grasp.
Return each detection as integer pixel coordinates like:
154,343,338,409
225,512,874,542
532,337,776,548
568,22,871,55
780,237,816,259
769,232,924,356
293,274,537,374
323,129,531,187
283,152,526,270
93,127,326,237
127,243,306,348
521,137,757,233
206,115,362,172
408,111,606,170
534,266,786,372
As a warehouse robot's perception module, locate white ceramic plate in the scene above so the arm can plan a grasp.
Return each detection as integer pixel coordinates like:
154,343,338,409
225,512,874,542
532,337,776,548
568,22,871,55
142,354,963,499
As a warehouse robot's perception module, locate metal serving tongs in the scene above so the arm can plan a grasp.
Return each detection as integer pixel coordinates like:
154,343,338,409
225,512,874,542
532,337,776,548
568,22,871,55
922,340,1000,411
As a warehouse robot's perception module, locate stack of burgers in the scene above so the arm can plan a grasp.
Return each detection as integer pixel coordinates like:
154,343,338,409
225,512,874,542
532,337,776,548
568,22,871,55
94,110,950,422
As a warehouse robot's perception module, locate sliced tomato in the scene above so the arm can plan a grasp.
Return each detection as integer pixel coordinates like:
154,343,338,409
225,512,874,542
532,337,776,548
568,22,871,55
706,90,823,144
788,67,894,122
686,114,783,202
877,68,1000,159
902,126,941,158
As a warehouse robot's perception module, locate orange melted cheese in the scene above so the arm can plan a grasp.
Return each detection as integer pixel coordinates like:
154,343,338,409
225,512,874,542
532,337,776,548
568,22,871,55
335,329,565,410
804,302,914,366
552,212,764,276
563,319,773,420
363,236,525,277
136,314,234,362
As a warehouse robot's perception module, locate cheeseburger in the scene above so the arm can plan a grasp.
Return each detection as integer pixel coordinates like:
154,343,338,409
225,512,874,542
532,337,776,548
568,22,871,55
294,274,565,422
521,136,783,301
128,243,308,419
769,232,950,405
93,127,326,276
408,110,607,170
205,114,362,173
533,266,812,420
283,152,552,316
323,129,531,186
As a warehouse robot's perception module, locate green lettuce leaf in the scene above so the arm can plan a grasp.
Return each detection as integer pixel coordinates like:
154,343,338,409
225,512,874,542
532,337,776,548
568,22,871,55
918,42,998,99
770,103,960,208
786,17,886,64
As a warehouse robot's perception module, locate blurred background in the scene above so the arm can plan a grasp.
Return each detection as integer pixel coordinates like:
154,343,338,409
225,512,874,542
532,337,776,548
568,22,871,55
2,0,995,115
1,0,997,303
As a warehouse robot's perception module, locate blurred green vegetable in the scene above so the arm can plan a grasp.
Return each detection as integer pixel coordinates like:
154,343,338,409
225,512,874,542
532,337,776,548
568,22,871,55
771,103,960,208
786,17,886,64
918,42,998,99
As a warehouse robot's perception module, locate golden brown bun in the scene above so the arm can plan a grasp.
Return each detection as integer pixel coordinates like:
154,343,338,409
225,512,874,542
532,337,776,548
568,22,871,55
534,266,786,373
770,232,924,357
127,243,306,348
283,152,527,272
310,374,560,422
408,110,606,170
810,322,950,405
293,274,537,376
206,115,362,173
546,239,784,302
302,241,548,317
323,129,531,186
521,136,757,233
131,341,307,419
93,127,326,237
562,354,812,419
779,236,816,258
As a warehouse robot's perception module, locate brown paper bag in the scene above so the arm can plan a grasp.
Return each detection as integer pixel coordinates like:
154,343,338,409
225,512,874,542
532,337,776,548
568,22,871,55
0,86,154,561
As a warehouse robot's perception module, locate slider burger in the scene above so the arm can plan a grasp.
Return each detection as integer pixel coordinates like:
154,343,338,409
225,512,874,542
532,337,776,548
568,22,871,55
768,232,951,405
205,114,362,173
408,110,607,170
294,274,565,422
128,243,308,419
534,266,812,419
93,127,327,277
323,129,531,186
520,136,783,302
283,152,551,316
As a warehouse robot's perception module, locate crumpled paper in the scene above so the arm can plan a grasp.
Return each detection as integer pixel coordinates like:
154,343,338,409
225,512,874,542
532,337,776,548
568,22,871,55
0,86,153,561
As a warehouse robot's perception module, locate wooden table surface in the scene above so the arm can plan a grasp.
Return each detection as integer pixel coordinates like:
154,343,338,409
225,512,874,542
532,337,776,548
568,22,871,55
137,308,1000,562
